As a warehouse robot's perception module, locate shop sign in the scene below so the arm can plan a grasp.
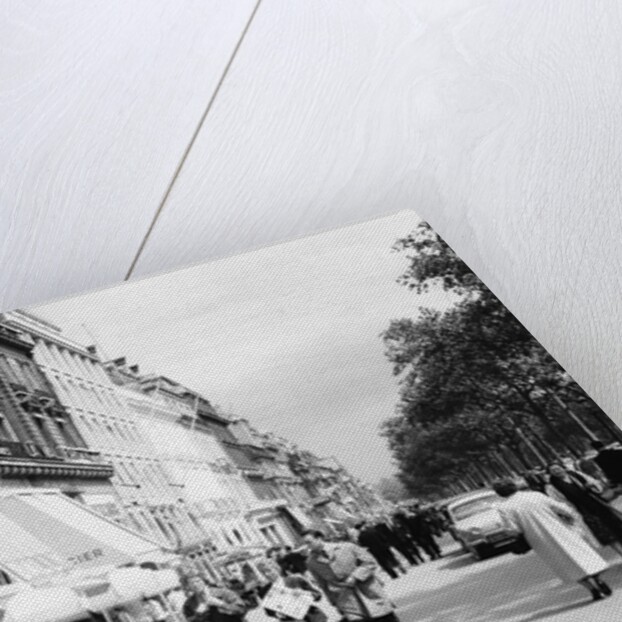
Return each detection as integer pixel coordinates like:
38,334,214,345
67,547,105,566
7,547,110,582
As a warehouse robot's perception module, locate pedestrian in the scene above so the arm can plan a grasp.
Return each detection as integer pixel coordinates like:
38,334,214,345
547,463,622,555
113,602,154,622
425,506,445,537
392,511,424,563
182,574,248,622
280,544,309,575
377,518,420,567
492,478,612,602
227,575,259,610
112,609,138,622
591,440,622,487
577,454,608,484
524,469,547,494
142,598,167,622
404,507,441,561
256,559,328,622
303,530,400,622
356,521,403,579
166,586,186,613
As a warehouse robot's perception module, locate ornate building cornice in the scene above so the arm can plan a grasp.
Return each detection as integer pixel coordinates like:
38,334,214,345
0,456,114,479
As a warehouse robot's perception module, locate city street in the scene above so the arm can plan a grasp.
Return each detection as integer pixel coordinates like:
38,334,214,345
389,542,622,622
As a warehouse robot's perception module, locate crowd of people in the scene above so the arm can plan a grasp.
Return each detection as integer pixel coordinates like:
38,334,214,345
491,439,622,603
518,441,622,554
105,442,622,620
170,532,405,622
129,504,449,622
348,505,444,579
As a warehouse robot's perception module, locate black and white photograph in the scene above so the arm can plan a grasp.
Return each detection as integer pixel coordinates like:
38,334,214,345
0,212,620,621
6,0,622,619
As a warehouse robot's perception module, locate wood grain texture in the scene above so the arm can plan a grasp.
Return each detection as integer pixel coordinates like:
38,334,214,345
132,0,622,424
0,0,256,311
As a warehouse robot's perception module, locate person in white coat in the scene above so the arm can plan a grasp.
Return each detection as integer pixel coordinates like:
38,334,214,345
492,478,613,601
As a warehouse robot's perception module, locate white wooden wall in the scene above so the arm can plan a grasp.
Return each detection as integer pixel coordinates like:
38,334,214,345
2,1,621,423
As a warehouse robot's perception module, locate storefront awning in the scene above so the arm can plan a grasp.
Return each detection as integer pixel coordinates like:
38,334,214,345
0,490,167,583
2,585,87,622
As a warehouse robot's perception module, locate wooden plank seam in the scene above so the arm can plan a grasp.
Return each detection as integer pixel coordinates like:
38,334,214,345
124,0,265,281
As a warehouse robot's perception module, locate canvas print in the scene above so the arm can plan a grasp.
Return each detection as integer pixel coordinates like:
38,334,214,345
0,211,620,622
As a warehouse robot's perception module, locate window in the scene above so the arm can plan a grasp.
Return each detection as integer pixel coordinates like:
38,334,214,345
76,415,91,437
0,414,14,441
54,376,68,398
5,357,22,383
55,418,79,447
125,423,136,441
129,463,142,486
69,352,85,376
117,423,129,441
74,355,91,378
90,417,105,440
128,511,147,533
269,526,284,545
47,345,63,369
240,523,254,542
130,424,141,442
33,415,56,450
115,462,131,485
0,357,12,384
59,349,76,373
19,362,37,391
91,390,105,407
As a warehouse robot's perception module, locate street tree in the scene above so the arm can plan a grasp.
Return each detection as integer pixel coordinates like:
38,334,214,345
382,223,619,497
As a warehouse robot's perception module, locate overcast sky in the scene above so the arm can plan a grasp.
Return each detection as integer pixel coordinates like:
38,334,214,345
33,210,452,484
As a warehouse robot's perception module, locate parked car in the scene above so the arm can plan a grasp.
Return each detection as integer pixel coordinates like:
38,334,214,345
445,490,520,560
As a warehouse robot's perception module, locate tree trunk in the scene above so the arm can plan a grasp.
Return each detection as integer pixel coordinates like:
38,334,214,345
513,385,581,457
521,419,563,461
515,426,547,467
546,390,599,442
490,451,514,476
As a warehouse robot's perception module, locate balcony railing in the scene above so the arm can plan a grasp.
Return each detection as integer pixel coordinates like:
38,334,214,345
57,445,106,464
0,440,106,464
0,440,114,479
0,440,35,459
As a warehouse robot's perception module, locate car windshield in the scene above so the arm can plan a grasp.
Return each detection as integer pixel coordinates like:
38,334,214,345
450,496,498,520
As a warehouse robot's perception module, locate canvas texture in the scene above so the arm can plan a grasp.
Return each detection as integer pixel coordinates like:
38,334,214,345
0,213,620,621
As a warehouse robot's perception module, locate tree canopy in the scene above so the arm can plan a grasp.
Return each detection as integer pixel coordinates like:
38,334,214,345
382,223,619,498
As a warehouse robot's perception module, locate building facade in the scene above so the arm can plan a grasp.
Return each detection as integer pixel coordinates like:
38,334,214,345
1,311,174,540
105,361,274,577
1,310,387,573
0,322,114,499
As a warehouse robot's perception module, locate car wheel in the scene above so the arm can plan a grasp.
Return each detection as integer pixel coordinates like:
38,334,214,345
471,546,484,561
